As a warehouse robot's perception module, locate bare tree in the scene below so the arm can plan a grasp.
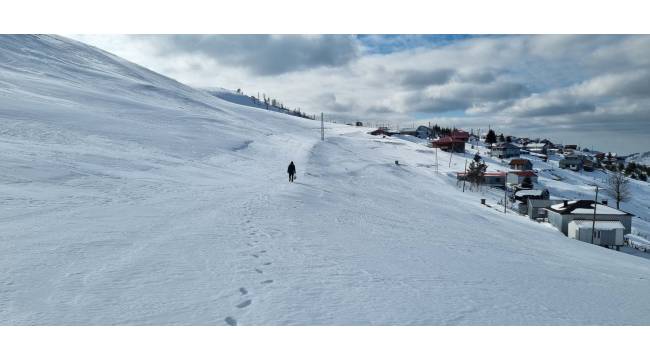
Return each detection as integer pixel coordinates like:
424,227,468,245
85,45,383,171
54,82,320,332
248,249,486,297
605,171,631,209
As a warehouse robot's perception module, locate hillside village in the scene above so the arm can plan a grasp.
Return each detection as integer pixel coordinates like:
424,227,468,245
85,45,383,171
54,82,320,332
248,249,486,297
368,125,650,255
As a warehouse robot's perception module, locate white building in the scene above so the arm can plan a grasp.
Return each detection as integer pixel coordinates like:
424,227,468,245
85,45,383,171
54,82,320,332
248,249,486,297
568,220,626,249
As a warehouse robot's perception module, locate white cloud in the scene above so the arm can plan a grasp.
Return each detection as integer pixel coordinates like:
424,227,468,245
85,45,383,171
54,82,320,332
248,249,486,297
69,34,650,151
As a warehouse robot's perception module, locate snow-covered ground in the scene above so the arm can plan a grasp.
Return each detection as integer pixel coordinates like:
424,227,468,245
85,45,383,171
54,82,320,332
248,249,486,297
627,151,650,166
1,35,650,325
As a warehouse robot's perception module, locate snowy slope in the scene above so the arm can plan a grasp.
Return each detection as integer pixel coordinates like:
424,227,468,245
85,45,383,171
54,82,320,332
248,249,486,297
1,35,650,325
627,151,650,166
204,87,305,118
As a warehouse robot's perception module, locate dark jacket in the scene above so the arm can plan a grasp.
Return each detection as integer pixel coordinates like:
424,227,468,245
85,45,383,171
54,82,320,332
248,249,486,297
288,163,296,174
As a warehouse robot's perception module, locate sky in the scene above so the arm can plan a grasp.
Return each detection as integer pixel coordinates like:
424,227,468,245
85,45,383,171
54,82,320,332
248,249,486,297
70,35,650,155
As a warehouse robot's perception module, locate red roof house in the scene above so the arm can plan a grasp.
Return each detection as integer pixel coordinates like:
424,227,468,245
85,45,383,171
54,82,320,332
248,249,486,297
432,136,465,152
451,130,470,142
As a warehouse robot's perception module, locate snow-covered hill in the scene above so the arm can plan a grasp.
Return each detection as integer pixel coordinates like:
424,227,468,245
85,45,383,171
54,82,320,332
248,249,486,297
1,35,650,325
627,151,650,166
204,87,312,119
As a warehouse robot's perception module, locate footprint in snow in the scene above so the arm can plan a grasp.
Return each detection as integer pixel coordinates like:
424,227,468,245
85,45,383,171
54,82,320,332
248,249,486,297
239,287,248,295
225,317,238,326
261,280,274,284
263,262,272,266
255,268,263,274
237,299,252,308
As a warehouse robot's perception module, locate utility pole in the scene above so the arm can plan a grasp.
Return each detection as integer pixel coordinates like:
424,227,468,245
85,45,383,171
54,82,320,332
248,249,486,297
435,146,439,174
462,158,468,192
449,147,453,168
321,112,324,141
591,185,599,244
504,185,507,214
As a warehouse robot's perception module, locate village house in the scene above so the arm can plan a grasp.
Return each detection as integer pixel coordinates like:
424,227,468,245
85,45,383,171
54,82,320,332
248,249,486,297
506,170,538,188
546,200,633,243
525,142,549,154
559,154,584,171
490,142,520,159
416,125,432,139
456,171,506,188
483,172,507,187
432,136,465,153
526,199,565,221
514,189,549,215
509,158,533,171
450,130,470,142
568,220,627,249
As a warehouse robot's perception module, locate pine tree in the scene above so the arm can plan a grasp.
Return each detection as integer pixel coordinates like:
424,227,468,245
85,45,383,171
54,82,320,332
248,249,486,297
485,130,497,145
466,155,488,190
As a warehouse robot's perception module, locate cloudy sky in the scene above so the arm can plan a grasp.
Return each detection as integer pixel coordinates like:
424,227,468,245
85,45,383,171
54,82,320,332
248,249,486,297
71,35,650,154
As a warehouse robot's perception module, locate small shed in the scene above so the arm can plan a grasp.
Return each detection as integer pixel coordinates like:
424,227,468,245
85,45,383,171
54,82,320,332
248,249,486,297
568,220,625,248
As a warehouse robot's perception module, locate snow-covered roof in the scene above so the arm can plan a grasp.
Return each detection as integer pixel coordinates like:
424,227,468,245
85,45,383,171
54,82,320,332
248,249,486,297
549,201,632,215
570,205,628,215
493,142,519,149
526,143,548,148
570,220,625,230
516,189,544,196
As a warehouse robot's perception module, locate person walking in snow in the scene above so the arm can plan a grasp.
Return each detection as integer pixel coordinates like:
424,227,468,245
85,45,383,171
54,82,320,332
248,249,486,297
287,161,296,183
